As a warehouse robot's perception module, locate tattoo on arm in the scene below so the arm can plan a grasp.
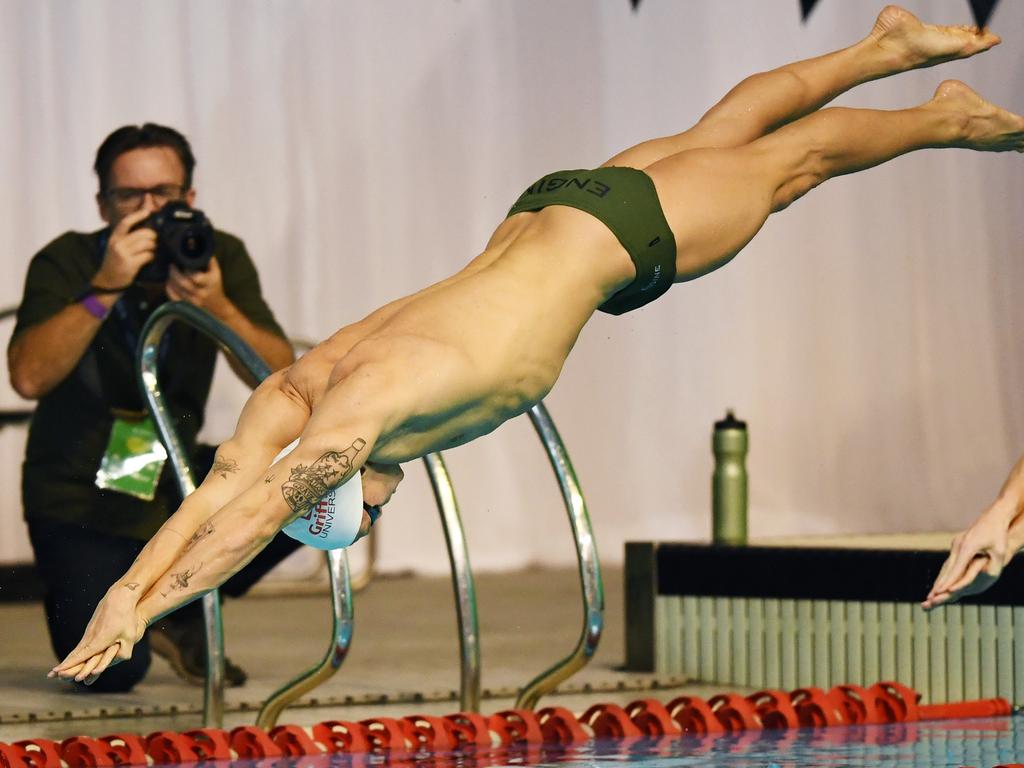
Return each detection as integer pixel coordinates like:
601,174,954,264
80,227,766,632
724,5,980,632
280,438,367,513
161,562,204,598
264,473,275,484
210,455,240,480
185,521,215,551
124,582,140,591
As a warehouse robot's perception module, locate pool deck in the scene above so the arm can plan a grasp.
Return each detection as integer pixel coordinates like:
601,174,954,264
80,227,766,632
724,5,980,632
0,565,698,742
0,532,956,743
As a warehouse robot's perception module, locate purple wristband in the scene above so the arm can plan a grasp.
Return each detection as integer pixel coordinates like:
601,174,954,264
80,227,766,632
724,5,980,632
80,293,110,320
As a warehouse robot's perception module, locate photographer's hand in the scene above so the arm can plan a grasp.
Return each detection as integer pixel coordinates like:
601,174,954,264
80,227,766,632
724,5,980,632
93,208,157,290
166,256,293,379
166,257,230,315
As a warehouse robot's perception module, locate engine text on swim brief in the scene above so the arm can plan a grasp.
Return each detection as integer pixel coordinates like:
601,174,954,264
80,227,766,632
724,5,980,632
524,175,611,198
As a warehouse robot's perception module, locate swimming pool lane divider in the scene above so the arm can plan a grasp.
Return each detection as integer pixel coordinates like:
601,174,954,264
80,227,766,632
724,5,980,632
0,680,1015,768
136,302,605,728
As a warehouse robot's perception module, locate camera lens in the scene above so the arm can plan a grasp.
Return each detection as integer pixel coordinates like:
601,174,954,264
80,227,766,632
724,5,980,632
132,201,215,281
178,228,211,270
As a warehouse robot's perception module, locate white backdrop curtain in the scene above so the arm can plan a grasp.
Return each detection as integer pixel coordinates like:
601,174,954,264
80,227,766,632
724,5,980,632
0,0,1022,575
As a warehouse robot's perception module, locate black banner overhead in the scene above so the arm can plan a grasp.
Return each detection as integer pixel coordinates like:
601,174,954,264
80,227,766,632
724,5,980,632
799,0,1001,26
968,0,1000,28
628,1,1003,27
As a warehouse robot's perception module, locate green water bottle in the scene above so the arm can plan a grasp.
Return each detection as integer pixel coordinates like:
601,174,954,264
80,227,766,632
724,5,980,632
712,410,748,545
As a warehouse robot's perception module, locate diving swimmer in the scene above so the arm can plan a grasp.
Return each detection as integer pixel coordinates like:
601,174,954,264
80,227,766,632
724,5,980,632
52,6,1022,685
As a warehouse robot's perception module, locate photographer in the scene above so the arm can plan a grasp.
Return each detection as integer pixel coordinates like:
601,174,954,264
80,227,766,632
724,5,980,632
8,124,296,692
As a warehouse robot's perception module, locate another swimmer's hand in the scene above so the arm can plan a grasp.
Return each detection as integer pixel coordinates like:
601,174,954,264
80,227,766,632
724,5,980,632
922,500,1018,610
355,463,404,540
48,585,147,685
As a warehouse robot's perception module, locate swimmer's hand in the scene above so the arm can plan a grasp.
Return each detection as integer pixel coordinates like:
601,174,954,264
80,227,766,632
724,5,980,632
355,462,404,540
48,584,147,685
922,500,1019,610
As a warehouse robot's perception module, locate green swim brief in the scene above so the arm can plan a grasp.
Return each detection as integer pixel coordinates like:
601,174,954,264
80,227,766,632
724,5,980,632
507,167,676,315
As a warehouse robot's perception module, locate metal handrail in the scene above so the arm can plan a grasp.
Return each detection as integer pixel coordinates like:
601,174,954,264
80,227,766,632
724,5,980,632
256,547,353,727
515,402,604,709
424,452,480,712
137,301,355,727
422,401,603,713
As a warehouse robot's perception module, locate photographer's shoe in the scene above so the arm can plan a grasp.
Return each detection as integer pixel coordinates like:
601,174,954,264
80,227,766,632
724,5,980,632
149,618,247,687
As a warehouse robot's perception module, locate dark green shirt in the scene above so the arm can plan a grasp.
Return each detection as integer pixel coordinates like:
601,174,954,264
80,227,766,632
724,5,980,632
12,228,286,539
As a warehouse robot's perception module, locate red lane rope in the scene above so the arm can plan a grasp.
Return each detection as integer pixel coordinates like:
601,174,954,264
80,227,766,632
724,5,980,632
0,680,1012,768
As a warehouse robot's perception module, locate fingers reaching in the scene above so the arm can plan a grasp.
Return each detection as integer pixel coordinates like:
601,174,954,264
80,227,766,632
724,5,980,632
73,649,106,683
50,660,87,681
923,553,995,610
49,642,123,685
47,590,146,685
82,644,122,686
49,642,95,678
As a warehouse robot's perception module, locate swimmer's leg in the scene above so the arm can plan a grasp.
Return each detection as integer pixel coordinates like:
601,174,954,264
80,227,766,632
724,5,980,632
647,80,1024,282
604,6,999,168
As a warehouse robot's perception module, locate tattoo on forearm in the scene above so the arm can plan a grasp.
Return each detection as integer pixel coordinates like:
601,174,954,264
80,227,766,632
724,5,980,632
210,455,239,480
124,582,140,591
280,439,366,513
185,521,215,550
264,473,275,484
161,562,203,597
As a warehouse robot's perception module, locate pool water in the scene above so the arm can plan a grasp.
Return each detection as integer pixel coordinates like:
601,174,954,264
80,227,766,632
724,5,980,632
197,716,1024,768
543,718,1023,767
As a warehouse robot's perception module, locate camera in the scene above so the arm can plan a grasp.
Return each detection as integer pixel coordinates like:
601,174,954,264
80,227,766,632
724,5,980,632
134,201,215,283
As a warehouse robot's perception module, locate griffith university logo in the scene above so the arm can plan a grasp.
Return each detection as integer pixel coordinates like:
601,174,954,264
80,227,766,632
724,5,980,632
302,493,336,538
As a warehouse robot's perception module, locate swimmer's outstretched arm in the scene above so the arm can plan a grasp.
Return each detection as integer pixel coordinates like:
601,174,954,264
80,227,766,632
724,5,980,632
49,370,318,683
45,448,289,684
52,397,397,684
923,453,1024,609
129,457,399,621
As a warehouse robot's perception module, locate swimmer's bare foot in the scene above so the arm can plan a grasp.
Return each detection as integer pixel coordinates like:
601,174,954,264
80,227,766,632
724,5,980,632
926,80,1024,153
869,5,1000,71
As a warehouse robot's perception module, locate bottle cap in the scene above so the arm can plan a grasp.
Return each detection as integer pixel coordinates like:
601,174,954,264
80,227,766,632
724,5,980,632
714,410,747,431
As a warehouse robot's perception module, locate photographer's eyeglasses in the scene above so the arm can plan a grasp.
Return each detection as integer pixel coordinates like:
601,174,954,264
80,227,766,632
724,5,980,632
105,184,186,210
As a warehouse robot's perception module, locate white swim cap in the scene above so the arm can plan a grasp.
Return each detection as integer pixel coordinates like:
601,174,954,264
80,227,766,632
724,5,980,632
274,440,364,550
